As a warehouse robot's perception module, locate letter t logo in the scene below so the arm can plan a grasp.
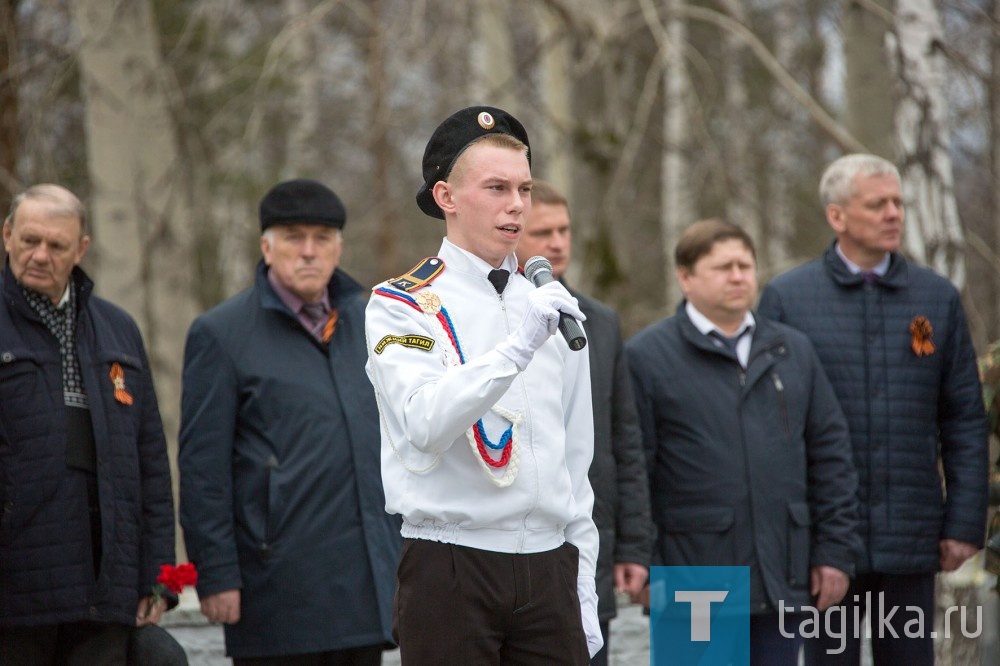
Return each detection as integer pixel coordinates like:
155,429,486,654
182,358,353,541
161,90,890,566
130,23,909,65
675,590,729,641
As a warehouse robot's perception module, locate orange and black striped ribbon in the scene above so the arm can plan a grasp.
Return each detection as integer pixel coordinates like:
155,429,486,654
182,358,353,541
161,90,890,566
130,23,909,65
322,309,339,343
109,362,134,405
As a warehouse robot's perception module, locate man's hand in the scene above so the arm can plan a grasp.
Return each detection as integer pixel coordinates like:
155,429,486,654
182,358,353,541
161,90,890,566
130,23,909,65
631,584,650,609
614,562,648,599
810,565,849,611
135,595,167,626
940,539,979,572
200,589,241,625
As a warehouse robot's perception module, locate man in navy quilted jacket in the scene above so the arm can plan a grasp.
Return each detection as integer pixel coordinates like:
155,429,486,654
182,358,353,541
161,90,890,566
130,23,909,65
758,154,989,666
0,185,176,664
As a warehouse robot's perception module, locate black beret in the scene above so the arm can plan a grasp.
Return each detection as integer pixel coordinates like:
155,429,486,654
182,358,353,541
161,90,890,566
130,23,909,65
416,106,531,219
259,179,346,231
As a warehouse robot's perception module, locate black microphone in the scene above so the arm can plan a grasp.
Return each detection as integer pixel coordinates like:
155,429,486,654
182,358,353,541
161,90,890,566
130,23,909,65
523,256,587,351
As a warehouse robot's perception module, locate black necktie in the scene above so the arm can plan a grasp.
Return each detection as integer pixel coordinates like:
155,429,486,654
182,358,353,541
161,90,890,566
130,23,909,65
860,270,879,285
708,329,747,355
488,269,510,295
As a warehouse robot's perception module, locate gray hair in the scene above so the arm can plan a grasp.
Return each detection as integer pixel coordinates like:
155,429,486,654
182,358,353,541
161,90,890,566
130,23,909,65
260,226,342,244
819,154,900,207
6,184,88,236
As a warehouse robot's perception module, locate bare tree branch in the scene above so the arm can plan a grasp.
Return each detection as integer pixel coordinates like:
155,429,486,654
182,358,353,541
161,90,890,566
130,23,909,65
681,4,869,154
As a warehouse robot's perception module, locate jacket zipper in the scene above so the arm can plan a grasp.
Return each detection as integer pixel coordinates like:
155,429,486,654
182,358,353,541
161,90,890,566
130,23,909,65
771,371,790,436
262,455,278,559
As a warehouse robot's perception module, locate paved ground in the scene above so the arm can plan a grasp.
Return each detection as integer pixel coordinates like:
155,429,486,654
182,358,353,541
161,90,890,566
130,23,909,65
164,578,999,665
163,591,649,665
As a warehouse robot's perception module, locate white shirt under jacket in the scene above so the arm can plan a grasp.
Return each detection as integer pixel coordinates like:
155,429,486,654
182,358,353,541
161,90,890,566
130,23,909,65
364,238,599,578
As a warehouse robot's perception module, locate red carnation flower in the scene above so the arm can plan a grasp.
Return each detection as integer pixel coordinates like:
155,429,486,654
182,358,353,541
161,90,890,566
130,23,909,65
145,563,198,618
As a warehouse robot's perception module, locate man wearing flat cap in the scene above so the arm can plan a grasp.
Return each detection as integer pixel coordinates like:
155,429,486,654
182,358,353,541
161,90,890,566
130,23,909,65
179,179,401,665
365,106,602,663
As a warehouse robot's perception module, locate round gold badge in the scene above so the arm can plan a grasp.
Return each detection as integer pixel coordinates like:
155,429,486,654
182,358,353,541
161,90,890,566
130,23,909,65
415,291,442,314
477,112,495,130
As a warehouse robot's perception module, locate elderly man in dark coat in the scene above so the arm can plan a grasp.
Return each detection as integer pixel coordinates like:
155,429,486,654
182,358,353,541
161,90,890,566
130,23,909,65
0,184,176,664
179,179,400,665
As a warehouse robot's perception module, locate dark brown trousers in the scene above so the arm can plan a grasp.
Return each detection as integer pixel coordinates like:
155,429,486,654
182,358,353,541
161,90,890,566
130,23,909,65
394,539,588,665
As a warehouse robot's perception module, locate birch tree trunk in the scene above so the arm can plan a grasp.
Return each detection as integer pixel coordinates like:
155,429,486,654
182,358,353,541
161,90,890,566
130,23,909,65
650,0,693,308
889,0,966,288
69,0,195,454
718,0,761,247
764,0,798,275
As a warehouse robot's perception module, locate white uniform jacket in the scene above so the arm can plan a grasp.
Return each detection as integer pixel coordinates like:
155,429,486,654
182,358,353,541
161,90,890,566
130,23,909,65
365,239,599,578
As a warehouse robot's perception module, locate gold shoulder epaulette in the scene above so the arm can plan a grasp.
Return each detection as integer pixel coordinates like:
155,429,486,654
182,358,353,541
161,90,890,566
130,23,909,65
389,257,445,293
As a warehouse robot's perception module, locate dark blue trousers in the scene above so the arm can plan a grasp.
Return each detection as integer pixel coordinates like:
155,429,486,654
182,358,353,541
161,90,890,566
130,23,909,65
804,572,936,666
751,611,804,666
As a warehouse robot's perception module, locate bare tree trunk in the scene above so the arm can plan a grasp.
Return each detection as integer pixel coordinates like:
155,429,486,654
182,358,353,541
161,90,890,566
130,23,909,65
284,0,320,177
561,0,621,296
0,0,19,212
536,4,572,197
650,0,693,308
890,0,966,288
366,0,397,279
844,0,895,158
472,0,515,110
533,2,578,287
764,0,798,275
992,0,1000,334
718,0,761,247
69,0,195,470
194,1,259,303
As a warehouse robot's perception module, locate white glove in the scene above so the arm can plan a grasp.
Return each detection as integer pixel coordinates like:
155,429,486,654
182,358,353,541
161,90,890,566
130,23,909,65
578,575,603,658
496,281,586,371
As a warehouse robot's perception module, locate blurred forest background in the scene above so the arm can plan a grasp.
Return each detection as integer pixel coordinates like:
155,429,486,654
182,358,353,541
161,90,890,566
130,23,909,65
3,0,1000,465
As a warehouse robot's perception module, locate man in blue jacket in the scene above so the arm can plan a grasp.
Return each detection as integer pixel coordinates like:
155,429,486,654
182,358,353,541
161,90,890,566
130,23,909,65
515,180,651,666
179,179,401,665
0,184,176,663
758,154,989,665
628,218,859,666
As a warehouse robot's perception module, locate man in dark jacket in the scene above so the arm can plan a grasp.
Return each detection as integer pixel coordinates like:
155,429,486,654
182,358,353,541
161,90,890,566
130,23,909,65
758,153,989,666
0,184,176,663
179,179,401,665
515,180,651,666
627,219,859,666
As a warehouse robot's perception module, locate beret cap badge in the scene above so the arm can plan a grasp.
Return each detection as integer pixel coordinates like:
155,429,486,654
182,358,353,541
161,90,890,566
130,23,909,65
477,112,496,130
